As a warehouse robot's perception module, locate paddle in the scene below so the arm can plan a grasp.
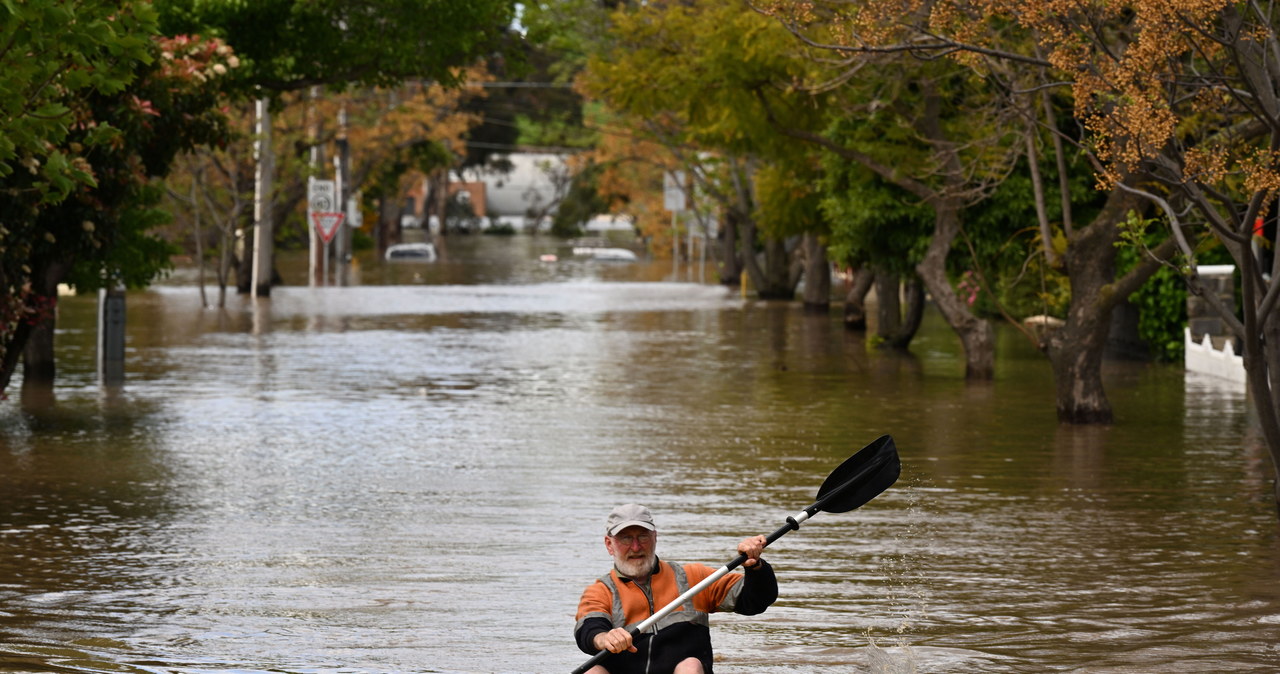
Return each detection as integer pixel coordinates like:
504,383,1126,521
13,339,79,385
571,434,900,674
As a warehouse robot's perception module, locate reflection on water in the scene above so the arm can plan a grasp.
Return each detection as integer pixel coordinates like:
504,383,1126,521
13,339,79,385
2,236,1279,673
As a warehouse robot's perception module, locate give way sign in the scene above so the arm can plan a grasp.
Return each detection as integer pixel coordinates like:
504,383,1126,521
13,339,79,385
312,211,345,244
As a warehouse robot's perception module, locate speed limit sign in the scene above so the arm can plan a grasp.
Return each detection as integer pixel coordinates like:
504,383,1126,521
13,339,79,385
308,179,336,215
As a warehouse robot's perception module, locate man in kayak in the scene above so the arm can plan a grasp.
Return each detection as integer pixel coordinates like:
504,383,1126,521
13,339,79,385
574,504,778,673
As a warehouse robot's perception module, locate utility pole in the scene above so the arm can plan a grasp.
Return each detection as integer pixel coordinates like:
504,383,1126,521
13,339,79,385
335,103,352,286
308,86,325,287
252,97,275,298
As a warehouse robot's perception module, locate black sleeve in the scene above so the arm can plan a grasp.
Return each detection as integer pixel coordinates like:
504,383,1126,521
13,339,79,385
575,615,614,655
734,558,778,615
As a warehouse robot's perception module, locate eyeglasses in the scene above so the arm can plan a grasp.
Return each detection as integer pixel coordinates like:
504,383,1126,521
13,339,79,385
612,533,654,546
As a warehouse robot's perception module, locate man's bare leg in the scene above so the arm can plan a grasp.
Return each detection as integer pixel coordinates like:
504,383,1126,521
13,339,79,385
673,658,705,673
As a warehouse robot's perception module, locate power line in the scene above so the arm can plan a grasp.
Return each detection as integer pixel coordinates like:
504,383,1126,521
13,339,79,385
468,81,576,88
464,140,585,153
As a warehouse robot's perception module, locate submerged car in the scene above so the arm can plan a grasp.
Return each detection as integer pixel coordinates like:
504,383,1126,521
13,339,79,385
385,242,438,261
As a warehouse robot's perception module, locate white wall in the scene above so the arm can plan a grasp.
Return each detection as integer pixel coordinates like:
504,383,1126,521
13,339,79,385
459,152,569,219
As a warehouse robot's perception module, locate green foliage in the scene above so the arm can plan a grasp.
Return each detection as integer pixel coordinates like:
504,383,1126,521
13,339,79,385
1114,212,1185,362
552,162,611,237
154,0,517,93
580,0,834,264
1128,263,1186,362
755,162,824,239
459,41,590,171
351,227,375,252
1115,216,1187,363
1114,211,1235,362
516,111,596,150
962,159,1067,320
63,185,181,291
989,230,1071,320
1,24,236,392
1,24,231,297
520,0,613,80
367,139,453,203
819,136,931,276
1116,209,1159,256
817,55,1038,297
587,0,822,158
0,0,156,198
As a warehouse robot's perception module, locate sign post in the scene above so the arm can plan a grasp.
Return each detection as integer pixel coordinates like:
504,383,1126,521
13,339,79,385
312,211,345,286
308,179,338,286
98,285,126,386
664,171,686,278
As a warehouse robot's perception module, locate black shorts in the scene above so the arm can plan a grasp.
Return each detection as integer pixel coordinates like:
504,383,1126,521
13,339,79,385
596,622,714,674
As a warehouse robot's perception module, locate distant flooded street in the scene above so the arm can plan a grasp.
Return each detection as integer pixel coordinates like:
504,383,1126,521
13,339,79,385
2,235,1278,673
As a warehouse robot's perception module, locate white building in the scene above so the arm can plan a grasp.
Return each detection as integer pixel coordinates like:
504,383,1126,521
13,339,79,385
455,152,570,231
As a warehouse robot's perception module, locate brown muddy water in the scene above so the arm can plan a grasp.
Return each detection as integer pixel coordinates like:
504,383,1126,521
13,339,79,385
2,235,1279,673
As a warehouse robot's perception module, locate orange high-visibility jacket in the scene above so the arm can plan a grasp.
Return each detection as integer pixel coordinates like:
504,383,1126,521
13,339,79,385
574,558,776,673
576,559,741,631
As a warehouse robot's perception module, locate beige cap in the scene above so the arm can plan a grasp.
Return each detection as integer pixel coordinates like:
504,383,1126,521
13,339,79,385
606,504,656,536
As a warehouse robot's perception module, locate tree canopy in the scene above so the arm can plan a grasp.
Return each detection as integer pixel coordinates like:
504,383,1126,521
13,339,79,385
154,0,518,92
0,1,155,198
1,26,237,394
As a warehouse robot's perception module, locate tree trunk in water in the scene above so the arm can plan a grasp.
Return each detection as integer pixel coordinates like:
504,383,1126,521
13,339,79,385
218,225,232,307
843,268,875,330
18,263,66,392
717,210,742,287
236,229,253,295
885,281,925,349
739,212,765,294
379,194,399,256
1227,199,1280,513
1043,186,1149,424
1047,318,1111,424
801,233,830,311
915,201,995,379
758,237,794,300
904,80,996,378
22,314,56,387
1045,199,1123,424
873,275,925,349
874,272,901,339
0,318,32,396
1260,316,1280,513
739,215,795,299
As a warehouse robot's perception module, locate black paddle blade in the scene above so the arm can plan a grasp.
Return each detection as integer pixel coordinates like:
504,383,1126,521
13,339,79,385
813,435,900,514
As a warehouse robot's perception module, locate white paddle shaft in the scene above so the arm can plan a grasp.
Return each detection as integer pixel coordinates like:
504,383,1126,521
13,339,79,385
632,509,810,634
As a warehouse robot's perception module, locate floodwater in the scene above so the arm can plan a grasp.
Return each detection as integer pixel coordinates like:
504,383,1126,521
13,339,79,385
2,234,1279,674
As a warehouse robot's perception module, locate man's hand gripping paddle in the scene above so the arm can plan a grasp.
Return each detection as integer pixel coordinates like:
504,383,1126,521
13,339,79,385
571,435,901,674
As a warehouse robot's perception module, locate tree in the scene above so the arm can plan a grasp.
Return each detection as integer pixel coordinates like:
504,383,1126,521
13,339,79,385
155,0,516,93
153,0,518,294
161,75,491,289
766,0,1280,504
582,0,830,298
762,1,1180,407
0,28,236,396
819,155,933,346
0,1,154,190
165,146,248,308
756,160,831,310
1010,0,1280,504
759,38,1024,377
0,1,159,394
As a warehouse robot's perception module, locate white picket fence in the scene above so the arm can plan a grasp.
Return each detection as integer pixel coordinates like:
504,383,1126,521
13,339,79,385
1184,327,1246,385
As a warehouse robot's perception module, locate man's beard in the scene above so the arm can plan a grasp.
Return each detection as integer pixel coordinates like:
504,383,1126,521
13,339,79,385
613,550,656,579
